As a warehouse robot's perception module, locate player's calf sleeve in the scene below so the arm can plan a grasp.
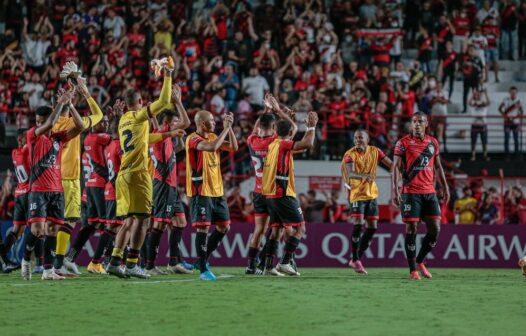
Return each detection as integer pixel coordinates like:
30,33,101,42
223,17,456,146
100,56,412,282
4,231,18,251
205,229,226,259
358,228,377,260
351,224,363,262
281,236,300,265
92,229,115,263
67,225,96,262
35,236,44,266
126,248,140,269
265,239,279,270
23,233,40,262
0,238,8,264
405,233,417,272
195,232,208,273
43,235,57,270
169,227,184,266
146,228,163,269
416,233,438,264
247,247,259,269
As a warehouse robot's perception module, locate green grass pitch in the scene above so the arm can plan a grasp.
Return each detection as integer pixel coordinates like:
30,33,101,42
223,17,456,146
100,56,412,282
1,267,524,336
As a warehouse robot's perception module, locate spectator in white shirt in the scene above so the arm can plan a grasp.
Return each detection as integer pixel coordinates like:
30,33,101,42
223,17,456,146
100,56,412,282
242,67,269,111
467,26,488,68
476,0,499,24
210,88,227,115
429,81,449,151
21,73,44,110
103,9,126,39
499,86,524,158
469,88,490,161
21,18,51,71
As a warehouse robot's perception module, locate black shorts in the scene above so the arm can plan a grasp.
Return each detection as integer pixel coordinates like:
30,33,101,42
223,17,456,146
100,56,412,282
401,193,441,222
80,200,87,226
13,193,29,225
190,195,230,227
350,199,379,220
252,192,269,217
153,180,185,223
87,187,106,223
105,200,124,225
28,191,65,225
267,196,305,228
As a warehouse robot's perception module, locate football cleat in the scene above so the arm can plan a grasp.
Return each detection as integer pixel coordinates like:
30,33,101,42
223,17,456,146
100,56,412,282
166,263,193,274
349,260,368,275
199,270,217,281
2,260,20,273
245,267,256,275
64,258,82,275
87,262,107,275
33,265,44,274
55,266,77,278
263,268,285,276
106,264,129,279
21,259,31,280
518,257,526,277
409,271,421,280
42,268,66,280
277,263,300,276
193,260,210,272
125,265,151,279
145,266,168,276
179,260,195,271
417,263,432,279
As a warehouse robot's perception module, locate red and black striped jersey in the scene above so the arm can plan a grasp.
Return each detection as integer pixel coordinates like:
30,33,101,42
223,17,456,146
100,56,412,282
12,145,30,197
27,127,68,192
84,133,111,188
104,139,121,201
394,134,439,194
149,124,178,187
247,133,277,194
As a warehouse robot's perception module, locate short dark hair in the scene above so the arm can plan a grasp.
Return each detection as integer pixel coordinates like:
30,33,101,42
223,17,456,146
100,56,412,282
259,113,276,130
412,111,427,118
124,89,141,107
17,127,28,136
160,109,177,122
510,86,518,91
276,119,292,137
36,106,53,117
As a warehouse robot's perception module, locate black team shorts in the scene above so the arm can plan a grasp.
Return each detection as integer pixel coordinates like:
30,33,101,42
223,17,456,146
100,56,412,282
86,187,106,224
13,193,29,225
252,192,269,217
349,199,379,220
153,180,185,223
401,193,441,222
267,196,305,228
105,200,124,225
28,191,65,225
190,195,231,227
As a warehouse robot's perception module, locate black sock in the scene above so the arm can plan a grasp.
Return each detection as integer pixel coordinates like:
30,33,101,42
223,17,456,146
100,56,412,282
67,225,96,261
257,230,272,269
35,237,44,265
358,228,376,260
4,231,17,251
146,228,163,269
43,235,56,270
121,246,129,265
23,233,40,262
281,236,300,265
104,236,115,264
169,227,184,266
405,233,417,272
126,248,140,269
206,229,226,260
351,224,362,262
0,238,8,264
93,229,115,263
195,232,208,273
247,247,259,269
416,233,438,264
265,239,278,270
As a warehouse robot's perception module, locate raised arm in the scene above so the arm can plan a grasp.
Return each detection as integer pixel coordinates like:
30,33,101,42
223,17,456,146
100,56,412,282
220,116,239,152
138,61,174,121
265,93,298,138
171,84,191,129
74,78,104,128
66,100,87,140
196,114,233,152
292,111,318,151
34,89,74,137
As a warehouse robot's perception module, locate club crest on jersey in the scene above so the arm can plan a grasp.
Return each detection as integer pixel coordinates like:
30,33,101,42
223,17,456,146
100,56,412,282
53,141,60,151
428,143,435,155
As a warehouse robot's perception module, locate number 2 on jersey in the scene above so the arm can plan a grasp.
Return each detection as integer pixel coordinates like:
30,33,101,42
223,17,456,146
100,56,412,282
122,130,135,153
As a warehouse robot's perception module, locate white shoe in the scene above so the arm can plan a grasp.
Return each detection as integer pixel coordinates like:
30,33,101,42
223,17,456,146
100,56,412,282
125,265,151,279
145,266,167,276
42,268,65,280
263,268,285,276
64,258,82,275
21,260,31,280
55,266,77,278
277,263,300,276
166,263,194,274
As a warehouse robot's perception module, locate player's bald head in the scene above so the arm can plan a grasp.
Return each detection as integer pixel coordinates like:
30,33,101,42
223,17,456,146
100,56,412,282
194,110,212,123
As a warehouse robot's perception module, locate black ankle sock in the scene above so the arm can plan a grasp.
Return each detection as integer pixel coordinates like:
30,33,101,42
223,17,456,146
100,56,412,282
265,239,278,270
93,229,115,263
23,233,40,262
206,229,226,260
416,233,438,264
405,233,417,272
358,228,376,260
43,235,56,270
34,237,44,265
104,237,115,263
67,225,96,261
169,227,184,266
281,236,300,265
4,231,17,251
247,247,259,269
126,248,140,269
146,228,163,269
351,224,362,262
195,232,208,273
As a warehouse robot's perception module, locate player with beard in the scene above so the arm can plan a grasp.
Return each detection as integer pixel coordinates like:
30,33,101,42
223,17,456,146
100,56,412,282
392,112,450,280
342,130,392,275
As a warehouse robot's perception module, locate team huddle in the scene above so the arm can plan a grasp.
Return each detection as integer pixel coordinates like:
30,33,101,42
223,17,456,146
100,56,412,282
0,57,454,281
